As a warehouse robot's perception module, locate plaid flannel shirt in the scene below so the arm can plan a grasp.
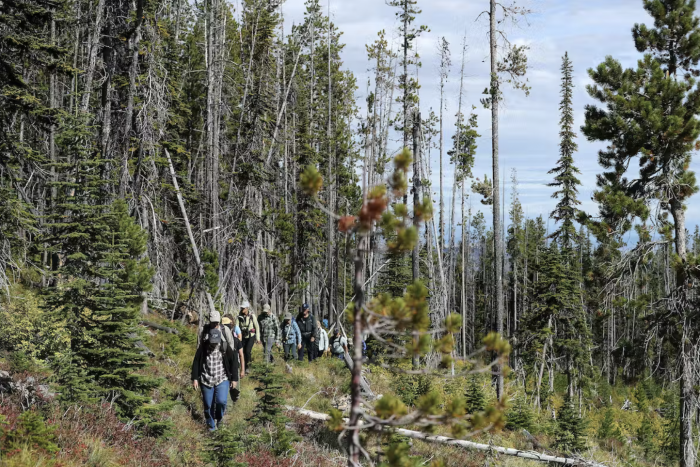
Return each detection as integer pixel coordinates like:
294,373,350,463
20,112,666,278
258,313,280,345
200,344,227,388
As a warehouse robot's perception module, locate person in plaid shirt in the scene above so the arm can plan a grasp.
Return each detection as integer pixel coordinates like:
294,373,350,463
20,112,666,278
258,304,280,363
192,311,243,431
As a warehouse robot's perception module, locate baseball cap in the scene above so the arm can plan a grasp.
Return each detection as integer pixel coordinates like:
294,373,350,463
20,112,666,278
222,317,232,325
284,313,292,320
302,303,309,310
210,309,221,322
240,300,251,309
208,327,222,344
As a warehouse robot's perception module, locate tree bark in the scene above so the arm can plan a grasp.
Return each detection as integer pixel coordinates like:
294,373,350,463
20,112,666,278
412,111,421,370
348,232,368,467
670,199,696,467
163,147,217,335
292,406,607,467
489,0,504,401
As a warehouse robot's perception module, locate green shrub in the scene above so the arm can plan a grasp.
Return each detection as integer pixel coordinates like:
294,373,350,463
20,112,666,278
205,425,247,467
555,395,586,452
0,286,67,360
1,411,58,454
464,376,486,414
392,372,432,407
597,407,622,444
505,394,534,431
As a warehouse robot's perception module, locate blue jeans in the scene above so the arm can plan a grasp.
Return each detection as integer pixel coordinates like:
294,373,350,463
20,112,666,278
201,380,229,430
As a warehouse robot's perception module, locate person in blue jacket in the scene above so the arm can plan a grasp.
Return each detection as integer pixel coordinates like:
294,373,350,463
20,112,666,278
280,313,302,361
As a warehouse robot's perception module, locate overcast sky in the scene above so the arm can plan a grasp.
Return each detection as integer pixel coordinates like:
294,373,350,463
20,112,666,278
274,0,700,238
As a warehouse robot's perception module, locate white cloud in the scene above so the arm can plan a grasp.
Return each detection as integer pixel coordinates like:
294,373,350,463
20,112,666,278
280,0,700,235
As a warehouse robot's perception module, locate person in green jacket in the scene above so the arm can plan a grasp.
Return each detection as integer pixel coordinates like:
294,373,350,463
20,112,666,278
237,301,260,374
258,304,280,363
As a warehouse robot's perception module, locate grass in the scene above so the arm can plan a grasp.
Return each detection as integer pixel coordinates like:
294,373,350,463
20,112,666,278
0,302,676,467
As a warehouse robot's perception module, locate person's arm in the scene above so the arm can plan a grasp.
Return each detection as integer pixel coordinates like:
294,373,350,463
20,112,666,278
275,318,281,346
238,347,245,377
294,322,302,349
253,315,261,343
234,325,242,340
191,345,202,389
311,318,317,342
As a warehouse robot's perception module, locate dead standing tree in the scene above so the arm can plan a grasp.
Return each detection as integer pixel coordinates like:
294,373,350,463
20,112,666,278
475,0,531,400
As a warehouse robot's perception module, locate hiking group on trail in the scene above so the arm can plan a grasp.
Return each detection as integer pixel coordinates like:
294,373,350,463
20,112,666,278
191,302,355,431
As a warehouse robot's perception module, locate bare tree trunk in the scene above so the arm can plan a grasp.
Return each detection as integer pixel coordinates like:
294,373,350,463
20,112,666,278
412,111,421,370
164,147,217,336
535,315,552,410
348,232,368,467
121,0,145,195
326,0,335,326
670,199,696,467
461,182,466,358
489,0,504,400
80,0,106,112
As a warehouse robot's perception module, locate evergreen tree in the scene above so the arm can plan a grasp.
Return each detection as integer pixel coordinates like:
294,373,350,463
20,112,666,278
661,392,680,463
555,395,586,452
584,4,700,464
548,52,581,250
448,110,479,182
45,185,160,425
598,407,623,447
251,363,300,456
464,376,486,414
522,244,590,396
0,0,68,284
388,0,429,148
505,394,534,431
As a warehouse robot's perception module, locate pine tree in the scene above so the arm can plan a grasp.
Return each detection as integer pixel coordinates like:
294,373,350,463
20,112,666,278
548,52,581,250
251,363,300,456
388,0,428,150
464,376,486,414
584,3,700,464
205,426,247,467
505,394,534,431
555,395,586,452
45,187,160,424
0,0,68,284
522,244,590,400
598,407,623,447
661,392,680,463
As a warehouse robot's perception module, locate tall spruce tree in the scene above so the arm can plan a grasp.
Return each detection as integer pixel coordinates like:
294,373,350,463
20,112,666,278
555,394,587,452
549,52,581,251
583,2,700,465
45,165,160,426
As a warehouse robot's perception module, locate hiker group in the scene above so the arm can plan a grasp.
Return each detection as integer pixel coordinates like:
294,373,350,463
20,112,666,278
191,302,349,431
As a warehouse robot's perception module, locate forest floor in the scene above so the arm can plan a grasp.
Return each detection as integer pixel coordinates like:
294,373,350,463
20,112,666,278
0,304,671,467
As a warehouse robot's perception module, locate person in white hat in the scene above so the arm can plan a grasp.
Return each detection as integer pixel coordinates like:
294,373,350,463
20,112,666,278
237,300,260,374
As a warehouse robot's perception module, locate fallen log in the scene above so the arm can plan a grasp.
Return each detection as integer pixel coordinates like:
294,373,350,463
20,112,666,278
287,406,607,467
128,333,155,357
140,320,179,335
342,352,374,399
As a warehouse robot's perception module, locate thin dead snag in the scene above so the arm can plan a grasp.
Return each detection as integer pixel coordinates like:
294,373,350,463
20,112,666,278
163,146,217,332
348,232,368,466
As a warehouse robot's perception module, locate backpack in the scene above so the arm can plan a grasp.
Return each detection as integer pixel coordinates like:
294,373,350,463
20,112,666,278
202,325,234,353
238,314,256,339
331,335,344,354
